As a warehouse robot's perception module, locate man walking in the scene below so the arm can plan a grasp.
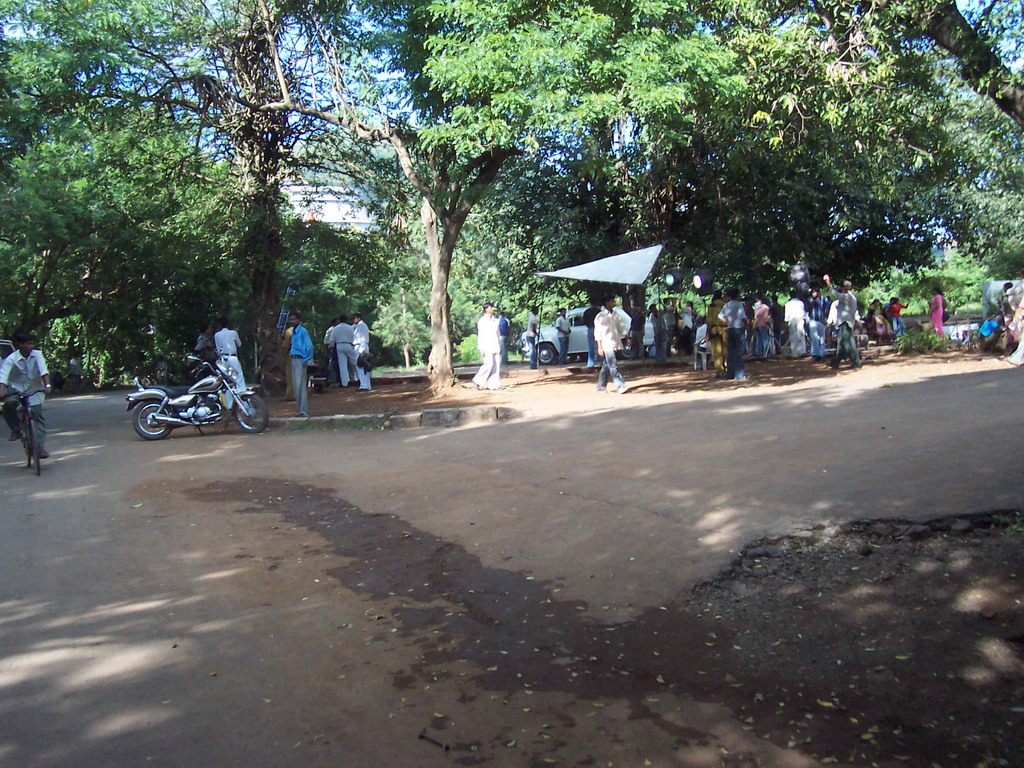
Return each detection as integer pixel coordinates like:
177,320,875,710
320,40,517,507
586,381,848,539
287,312,314,418
352,312,372,391
594,295,629,394
473,303,502,390
718,288,749,380
823,274,862,369
1,333,53,458
214,316,246,389
555,308,571,364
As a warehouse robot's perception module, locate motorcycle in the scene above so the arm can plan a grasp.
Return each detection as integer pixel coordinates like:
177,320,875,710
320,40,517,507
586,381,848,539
126,356,269,440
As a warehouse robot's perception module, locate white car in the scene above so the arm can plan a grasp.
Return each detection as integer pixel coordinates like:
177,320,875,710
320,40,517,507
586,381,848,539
520,306,655,365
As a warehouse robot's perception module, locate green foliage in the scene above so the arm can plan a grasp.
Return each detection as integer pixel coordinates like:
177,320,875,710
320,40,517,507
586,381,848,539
893,329,948,356
0,110,235,377
994,511,1024,536
455,334,481,365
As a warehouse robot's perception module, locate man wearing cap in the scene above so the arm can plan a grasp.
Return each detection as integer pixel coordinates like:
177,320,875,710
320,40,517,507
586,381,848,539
473,303,502,390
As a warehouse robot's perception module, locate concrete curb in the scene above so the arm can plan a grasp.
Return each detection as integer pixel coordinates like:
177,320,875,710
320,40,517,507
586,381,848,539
270,404,522,431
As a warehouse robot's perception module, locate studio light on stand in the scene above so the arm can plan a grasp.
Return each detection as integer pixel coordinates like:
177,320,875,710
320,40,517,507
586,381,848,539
663,268,686,293
692,269,714,296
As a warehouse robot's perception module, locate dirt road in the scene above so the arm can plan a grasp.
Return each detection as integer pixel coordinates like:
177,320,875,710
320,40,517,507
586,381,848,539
0,356,1020,767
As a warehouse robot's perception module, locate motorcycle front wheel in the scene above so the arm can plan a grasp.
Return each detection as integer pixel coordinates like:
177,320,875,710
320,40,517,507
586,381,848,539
234,394,269,433
133,402,173,441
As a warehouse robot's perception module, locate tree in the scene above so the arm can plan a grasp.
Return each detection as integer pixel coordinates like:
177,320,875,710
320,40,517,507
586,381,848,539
0,107,234,374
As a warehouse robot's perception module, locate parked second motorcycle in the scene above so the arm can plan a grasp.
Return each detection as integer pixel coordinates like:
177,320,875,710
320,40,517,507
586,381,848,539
126,356,269,440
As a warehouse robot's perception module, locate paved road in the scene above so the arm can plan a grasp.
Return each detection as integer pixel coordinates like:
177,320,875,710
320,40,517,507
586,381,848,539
0,367,1019,767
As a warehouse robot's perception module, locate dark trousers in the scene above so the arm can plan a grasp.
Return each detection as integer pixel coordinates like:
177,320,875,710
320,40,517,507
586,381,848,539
727,328,747,380
832,323,861,368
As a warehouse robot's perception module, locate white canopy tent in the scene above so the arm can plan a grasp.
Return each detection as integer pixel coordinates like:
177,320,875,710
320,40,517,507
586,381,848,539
535,244,663,286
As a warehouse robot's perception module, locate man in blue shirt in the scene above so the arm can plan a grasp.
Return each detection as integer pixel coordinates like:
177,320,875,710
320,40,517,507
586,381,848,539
498,310,510,365
288,312,314,418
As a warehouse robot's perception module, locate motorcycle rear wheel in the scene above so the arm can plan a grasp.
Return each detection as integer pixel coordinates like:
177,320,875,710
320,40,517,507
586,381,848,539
133,402,173,440
234,394,269,433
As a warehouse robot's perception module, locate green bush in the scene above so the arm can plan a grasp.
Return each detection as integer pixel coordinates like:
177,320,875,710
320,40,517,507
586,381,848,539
455,335,481,365
893,329,948,355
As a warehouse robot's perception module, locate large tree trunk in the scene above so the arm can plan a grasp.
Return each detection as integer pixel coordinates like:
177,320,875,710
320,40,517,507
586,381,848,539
422,197,474,392
251,262,285,396
423,199,455,391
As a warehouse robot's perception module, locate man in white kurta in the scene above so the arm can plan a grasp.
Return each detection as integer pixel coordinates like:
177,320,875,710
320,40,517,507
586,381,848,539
352,312,372,391
473,303,502,390
784,293,807,357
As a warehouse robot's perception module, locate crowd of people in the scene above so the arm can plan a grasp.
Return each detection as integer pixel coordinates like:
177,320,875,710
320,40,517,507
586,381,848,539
471,279,947,390
0,276,1006,454
193,311,376,419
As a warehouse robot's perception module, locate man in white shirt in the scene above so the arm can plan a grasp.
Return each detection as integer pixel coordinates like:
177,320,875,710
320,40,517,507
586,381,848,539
594,295,629,393
472,303,502,390
329,315,357,387
352,312,372,391
554,308,571,364
0,333,52,457
214,316,246,389
784,291,807,357
718,288,749,380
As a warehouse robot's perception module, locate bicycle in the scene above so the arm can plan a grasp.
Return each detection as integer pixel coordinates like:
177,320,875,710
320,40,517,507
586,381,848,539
7,389,44,475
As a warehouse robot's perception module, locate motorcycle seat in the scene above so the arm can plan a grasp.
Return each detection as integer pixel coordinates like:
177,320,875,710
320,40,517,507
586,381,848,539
149,385,193,397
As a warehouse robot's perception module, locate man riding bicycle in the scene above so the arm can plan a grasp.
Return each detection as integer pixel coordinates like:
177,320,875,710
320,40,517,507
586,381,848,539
0,333,52,459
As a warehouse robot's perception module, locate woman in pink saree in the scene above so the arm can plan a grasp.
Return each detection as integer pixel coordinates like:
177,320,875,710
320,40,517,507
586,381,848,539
930,288,946,337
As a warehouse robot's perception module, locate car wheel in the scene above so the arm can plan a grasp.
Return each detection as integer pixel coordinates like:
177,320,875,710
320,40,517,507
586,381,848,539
537,343,557,365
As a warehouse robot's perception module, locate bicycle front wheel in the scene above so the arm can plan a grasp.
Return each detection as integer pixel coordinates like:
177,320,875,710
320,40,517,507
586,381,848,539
24,418,40,475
